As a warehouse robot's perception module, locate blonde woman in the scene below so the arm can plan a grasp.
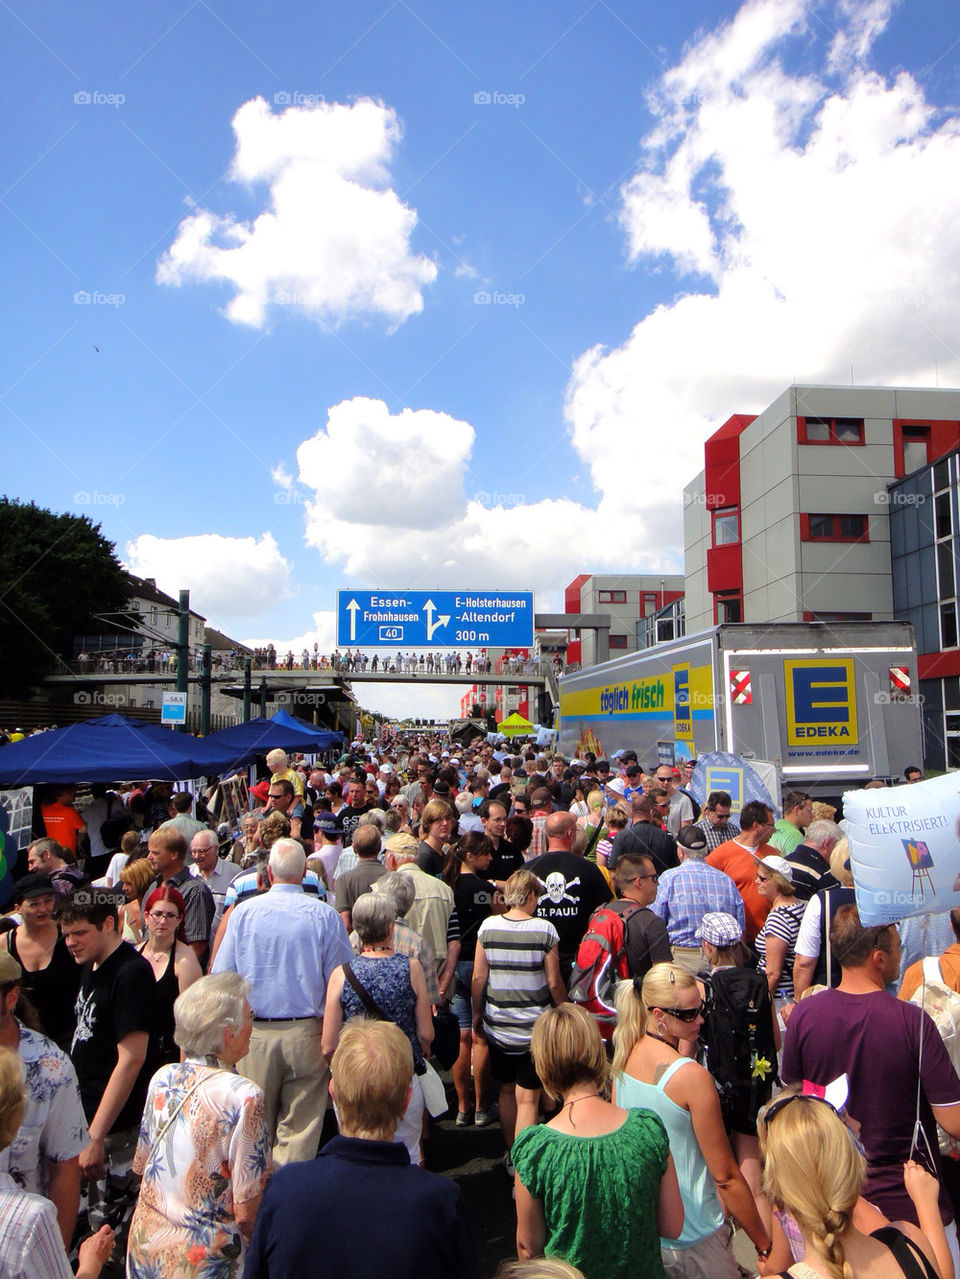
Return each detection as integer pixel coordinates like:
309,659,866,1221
753,855,805,1011
613,965,771,1277
513,1003,683,1279
118,855,158,945
758,1088,944,1279
576,790,608,863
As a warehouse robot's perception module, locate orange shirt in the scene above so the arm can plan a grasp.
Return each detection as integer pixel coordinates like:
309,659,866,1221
706,837,773,944
899,944,960,1002
41,801,86,854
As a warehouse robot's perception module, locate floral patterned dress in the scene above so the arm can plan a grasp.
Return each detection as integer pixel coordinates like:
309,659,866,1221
127,1057,271,1278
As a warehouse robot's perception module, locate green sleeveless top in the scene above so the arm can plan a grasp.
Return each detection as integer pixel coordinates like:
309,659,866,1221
512,1107,669,1279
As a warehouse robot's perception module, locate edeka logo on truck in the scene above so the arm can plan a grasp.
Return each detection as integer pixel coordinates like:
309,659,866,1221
784,658,859,748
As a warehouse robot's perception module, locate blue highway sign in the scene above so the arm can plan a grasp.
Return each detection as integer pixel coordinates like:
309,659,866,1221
336,589,535,649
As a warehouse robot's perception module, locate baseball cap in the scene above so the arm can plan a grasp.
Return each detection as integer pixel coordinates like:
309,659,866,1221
13,872,56,902
754,853,794,883
696,912,743,947
0,951,23,984
379,763,393,774
385,833,418,858
676,826,708,853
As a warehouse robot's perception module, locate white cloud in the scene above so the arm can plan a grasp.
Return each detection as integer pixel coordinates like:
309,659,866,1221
565,0,960,550
157,96,436,329
126,532,294,624
271,463,294,491
294,396,681,598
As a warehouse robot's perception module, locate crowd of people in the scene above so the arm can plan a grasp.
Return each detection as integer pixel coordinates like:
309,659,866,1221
52,647,552,678
0,735,955,1279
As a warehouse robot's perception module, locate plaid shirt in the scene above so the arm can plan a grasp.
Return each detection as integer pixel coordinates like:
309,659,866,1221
651,859,746,947
694,816,741,851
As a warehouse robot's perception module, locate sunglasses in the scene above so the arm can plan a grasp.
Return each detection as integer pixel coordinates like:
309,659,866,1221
649,1001,704,1023
757,1091,869,1159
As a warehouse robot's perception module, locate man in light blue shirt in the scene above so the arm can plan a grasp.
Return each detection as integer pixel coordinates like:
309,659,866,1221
652,825,746,973
212,837,352,1165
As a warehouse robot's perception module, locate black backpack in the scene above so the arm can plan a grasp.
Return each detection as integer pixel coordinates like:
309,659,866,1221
700,967,777,1121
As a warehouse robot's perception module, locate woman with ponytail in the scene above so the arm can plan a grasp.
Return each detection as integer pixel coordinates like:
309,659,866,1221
612,964,772,1277
758,1087,945,1278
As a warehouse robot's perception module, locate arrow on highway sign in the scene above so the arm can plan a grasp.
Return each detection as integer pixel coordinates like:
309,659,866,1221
424,598,451,641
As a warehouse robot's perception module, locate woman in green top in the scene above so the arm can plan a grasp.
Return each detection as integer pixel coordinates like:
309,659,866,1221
513,1004,683,1279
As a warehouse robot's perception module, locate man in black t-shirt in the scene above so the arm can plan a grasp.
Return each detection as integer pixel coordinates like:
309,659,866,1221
527,811,612,981
609,795,678,874
58,887,156,1238
479,799,523,883
339,778,374,848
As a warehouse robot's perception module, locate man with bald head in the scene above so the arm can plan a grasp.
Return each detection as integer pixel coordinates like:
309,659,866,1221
526,809,612,981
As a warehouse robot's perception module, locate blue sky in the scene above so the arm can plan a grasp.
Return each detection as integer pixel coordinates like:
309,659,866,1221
4,0,960,719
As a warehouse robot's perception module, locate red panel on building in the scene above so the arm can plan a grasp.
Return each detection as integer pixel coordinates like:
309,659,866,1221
565,575,589,614
707,542,744,594
918,650,960,680
703,414,754,509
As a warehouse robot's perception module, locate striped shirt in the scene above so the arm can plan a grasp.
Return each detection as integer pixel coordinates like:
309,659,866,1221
756,900,807,999
0,1174,72,1279
477,915,559,1051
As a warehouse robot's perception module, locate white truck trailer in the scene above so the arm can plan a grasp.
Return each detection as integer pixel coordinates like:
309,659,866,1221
557,621,922,797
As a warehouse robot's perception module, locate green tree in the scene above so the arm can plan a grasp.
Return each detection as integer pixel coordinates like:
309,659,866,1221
0,497,136,696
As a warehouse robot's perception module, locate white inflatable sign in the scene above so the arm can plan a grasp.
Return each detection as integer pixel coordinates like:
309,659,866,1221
844,774,960,926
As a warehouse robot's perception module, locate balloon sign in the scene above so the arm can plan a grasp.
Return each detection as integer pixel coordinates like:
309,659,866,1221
844,773,960,926
687,751,777,817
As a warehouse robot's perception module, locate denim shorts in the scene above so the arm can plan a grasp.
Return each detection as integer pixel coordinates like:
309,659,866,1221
451,958,474,1031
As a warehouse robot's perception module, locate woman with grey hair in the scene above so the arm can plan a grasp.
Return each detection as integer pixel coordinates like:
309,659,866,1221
126,973,271,1278
322,892,433,1165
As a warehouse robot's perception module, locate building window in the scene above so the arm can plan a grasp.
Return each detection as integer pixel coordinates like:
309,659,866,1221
902,426,931,476
713,507,740,546
798,416,865,445
800,513,869,543
936,473,958,650
641,592,658,616
598,590,627,604
609,634,629,649
715,591,742,623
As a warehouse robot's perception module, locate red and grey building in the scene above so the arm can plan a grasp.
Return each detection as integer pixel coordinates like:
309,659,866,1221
683,384,960,632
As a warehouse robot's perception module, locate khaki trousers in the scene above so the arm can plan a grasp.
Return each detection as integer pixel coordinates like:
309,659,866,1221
671,944,706,975
241,1017,328,1166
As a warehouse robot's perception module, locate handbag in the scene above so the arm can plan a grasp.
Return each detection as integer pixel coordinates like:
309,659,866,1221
418,1059,449,1118
431,1004,461,1071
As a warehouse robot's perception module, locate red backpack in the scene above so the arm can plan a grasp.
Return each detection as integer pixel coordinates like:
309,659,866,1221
567,902,642,1040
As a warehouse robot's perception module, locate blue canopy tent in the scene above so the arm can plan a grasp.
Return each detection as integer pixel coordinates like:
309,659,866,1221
267,708,343,751
200,715,341,761
0,714,239,786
